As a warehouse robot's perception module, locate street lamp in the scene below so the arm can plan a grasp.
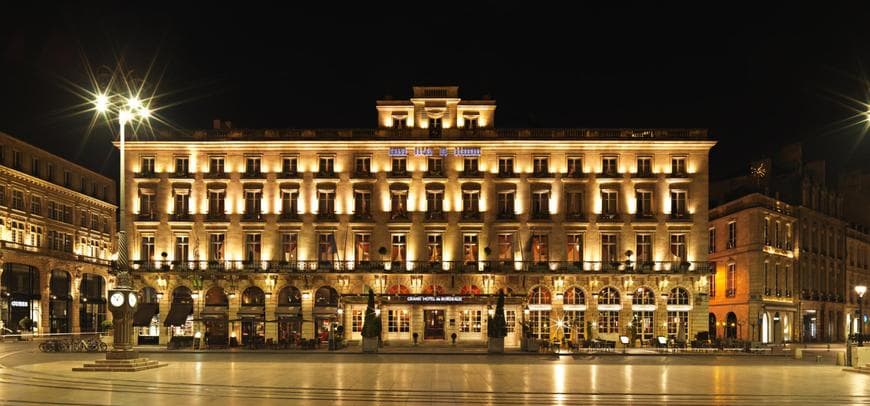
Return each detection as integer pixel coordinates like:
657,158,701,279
856,285,867,347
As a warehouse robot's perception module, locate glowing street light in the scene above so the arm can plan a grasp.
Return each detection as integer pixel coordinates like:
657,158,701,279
856,285,867,347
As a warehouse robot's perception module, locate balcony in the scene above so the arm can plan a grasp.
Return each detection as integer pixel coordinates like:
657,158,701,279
667,171,689,179
353,170,375,179
425,211,446,221
134,171,158,179
633,213,655,222
277,171,301,179
668,212,692,222
170,212,193,222
461,211,482,221
126,260,712,275
205,212,228,222
241,212,265,222
351,212,372,222
317,212,337,221
564,170,587,179
241,171,265,179
424,170,446,179
389,211,410,222
529,171,554,179
136,212,159,222
529,211,551,221
387,170,410,179
631,170,656,179
597,170,621,179
170,171,194,179
496,171,517,179
496,212,517,221
279,212,301,222
459,170,483,179
203,171,228,179
315,170,338,179
597,213,622,223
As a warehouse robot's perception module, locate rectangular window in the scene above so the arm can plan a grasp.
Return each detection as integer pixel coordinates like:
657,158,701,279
282,156,298,174
0,185,5,206
90,213,99,230
497,191,515,218
12,150,21,169
531,190,549,217
174,192,189,216
498,157,514,176
355,234,370,263
463,234,479,264
63,170,71,187
175,236,189,263
601,189,618,215
281,190,298,217
670,190,687,217
426,190,443,218
427,157,443,175
506,310,517,334
427,234,442,262
530,310,550,340
566,190,584,217
463,157,478,174
391,157,407,174
9,220,24,243
281,233,298,262
636,189,652,216
532,234,549,263
11,190,24,210
175,156,190,175
355,156,371,175
209,234,225,261
30,196,42,215
567,234,583,262
563,310,586,340
354,190,371,217
598,311,619,334
318,190,335,216
670,234,686,262
140,157,155,175
29,225,43,247
636,156,652,176
209,156,225,175
391,234,406,263
727,263,736,297
390,190,408,219
31,157,40,177
533,156,549,175
727,221,737,249
710,269,716,297
245,233,261,263
601,233,618,263
709,227,716,253
352,310,363,333
667,311,689,340
671,156,687,175
47,163,54,182
465,117,478,129
602,156,618,176
462,190,479,215
80,209,88,227
567,157,583,177
634,311,655,342
245,156,261,176
318,156,334,175
80,177,86,193
244,190,262,217
140,235,155,261
636,234,652,263
388,310,411,333
498,234,514,261
319,234,335,263
460,310,482,333
208,190,225,217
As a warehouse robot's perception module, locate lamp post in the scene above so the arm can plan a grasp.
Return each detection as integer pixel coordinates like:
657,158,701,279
856,285,867,347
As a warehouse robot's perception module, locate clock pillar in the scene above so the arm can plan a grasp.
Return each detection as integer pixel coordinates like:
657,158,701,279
107,271,139,360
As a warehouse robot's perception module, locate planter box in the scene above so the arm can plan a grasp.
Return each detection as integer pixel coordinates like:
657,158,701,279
361,337,379,353
488,337,504,353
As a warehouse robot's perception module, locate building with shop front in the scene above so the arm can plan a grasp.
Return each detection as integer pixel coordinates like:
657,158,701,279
121,86,716,349
708,193,798,343
846,225,870,338
0,132,116,336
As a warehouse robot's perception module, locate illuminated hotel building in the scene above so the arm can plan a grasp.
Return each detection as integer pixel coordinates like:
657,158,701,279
0,132,116,335
123,86,716,348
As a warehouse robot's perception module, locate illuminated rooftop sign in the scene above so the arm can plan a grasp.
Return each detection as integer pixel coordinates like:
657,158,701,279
389,147,481,157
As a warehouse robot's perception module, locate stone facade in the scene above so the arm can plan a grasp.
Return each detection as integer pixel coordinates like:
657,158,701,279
120,86,716,348
0,131,116,335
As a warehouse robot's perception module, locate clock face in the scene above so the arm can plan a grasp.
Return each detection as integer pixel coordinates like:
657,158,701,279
110,292,124,307
128,292,138,307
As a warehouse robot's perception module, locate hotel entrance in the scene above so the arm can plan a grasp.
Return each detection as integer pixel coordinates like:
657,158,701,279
424,309,445,339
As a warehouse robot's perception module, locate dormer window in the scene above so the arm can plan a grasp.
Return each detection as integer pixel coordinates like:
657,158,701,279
392,117,406,129
466,117,478,129
428,117,442,138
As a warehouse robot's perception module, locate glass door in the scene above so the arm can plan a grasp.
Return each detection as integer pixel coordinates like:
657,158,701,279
424,309,445,339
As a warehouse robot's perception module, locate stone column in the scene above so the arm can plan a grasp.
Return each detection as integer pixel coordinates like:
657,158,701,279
265,292,277,341
301,290,314,339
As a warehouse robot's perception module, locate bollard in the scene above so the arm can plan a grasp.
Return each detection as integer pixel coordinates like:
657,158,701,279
827,344,831,352
794,348,803,360
837,352,846,366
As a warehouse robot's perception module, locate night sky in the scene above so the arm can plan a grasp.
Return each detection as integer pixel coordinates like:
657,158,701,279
2,3,870,182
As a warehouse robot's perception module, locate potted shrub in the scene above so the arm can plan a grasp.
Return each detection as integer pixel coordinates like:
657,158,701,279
487,291,508,353
361,289,381,353
412,332,419,346
451,332,457,346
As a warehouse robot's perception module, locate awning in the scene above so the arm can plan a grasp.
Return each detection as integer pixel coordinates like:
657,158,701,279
163,303,193,326
313,306,338,315
495,183,517,192
461,182,481,191
280,183,300,193
238,306,265,318
389,182,409,191
425,182,445,191
317,182,337,192
133,303,158,327
276,306,302,317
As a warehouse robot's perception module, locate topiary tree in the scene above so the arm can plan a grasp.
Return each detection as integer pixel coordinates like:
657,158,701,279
487,291,508,339
18,317,33,332
361,289,381,339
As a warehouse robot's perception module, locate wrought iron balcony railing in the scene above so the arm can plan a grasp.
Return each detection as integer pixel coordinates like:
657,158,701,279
128,260,712,275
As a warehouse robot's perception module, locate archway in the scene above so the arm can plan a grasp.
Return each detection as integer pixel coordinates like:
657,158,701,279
79,274,106,333
725,312,738,339
709,313,717,339
240,286,266,346
134,286,160,345
49,270,71,334
313,286,339,343
1,264,40,333
277,286,302,346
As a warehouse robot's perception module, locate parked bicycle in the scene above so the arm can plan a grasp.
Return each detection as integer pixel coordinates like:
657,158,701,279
39,335,107,353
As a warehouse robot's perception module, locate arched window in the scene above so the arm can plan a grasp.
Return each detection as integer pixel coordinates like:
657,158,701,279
50,270,71,299
314,286,338,307
386,285,410,295
668,287,690,305
277,286,302,306
460,285,481,296
563,287,585,305
79,274,105,302
529,286,551,305
422,285,445,296
172,286,193,304
632,287,655,305
205,287,229,306
242,286,265,306
725,312,738,339
598,287,620,305
1,264,40,296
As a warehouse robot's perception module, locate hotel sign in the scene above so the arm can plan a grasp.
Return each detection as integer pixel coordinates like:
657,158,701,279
389,147,481,157
406,296,464,303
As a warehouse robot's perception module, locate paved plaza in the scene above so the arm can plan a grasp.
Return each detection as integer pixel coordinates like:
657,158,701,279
0,342,867,405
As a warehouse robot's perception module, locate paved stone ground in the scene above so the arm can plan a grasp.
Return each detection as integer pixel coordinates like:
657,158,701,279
0,341,866,405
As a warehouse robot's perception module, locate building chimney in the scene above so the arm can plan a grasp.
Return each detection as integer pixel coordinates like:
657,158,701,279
213,119,222,130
